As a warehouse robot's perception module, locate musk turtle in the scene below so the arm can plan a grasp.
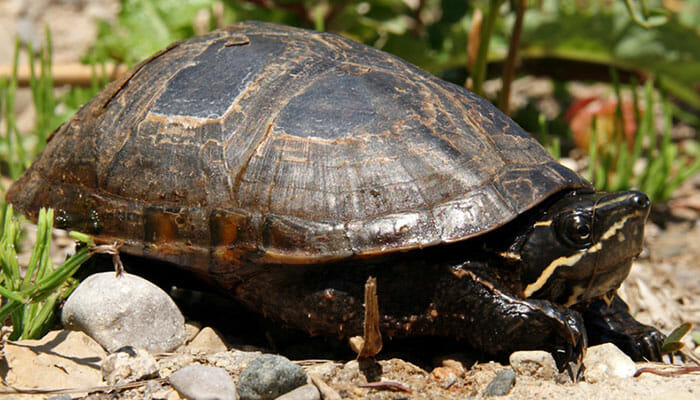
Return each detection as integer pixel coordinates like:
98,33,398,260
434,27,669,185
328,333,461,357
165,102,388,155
7,21,664,367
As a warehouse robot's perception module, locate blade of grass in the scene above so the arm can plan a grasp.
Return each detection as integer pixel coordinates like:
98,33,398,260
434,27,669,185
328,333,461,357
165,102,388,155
22,208,48,287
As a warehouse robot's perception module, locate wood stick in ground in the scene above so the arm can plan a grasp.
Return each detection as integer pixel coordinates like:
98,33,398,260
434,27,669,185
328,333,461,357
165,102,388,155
0,63,128,87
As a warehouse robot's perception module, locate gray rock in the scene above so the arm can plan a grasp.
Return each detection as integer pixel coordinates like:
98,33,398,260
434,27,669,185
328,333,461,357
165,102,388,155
237,354,307,400
102,346,159,385
169,365,238,400
509,350,558,380
583,343,636,383
484,369,516,396
274,384,320,400
61,272,186,353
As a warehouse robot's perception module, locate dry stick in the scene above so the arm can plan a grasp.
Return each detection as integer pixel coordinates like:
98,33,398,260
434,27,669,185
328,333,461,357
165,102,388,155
497,0,527,114
351,277,383,359
0,377,167,396
0,63,128,87
358,380,413,393
89,242,125,276
308,373,342,400
634,366,700,377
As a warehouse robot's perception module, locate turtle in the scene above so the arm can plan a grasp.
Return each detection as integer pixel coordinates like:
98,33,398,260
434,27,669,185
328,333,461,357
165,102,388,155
6,21,665,368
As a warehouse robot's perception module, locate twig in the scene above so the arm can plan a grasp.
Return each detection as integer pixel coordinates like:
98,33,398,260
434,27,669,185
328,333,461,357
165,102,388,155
358,380,412,393
0,63,127,87
634,366,700,377
350,277,382,359
0,377,167,395
497,0,526,114
89,242,124,276
308,373,342,400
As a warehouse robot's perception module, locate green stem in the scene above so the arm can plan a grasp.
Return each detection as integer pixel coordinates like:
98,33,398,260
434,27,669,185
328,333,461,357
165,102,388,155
472,0,504,97
498,0,526,114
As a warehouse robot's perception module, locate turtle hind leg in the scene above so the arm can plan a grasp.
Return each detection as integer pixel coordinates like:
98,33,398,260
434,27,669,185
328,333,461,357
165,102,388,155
577,295,665,361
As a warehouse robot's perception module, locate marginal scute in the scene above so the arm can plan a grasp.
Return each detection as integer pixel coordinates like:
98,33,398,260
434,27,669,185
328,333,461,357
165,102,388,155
261,213,352,262
5,21,591,268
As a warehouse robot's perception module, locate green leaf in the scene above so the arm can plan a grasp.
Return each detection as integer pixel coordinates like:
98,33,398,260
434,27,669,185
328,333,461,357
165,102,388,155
665,322,692,345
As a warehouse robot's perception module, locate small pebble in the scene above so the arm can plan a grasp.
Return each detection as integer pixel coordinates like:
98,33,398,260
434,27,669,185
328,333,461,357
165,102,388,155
509,350,557,380
206,350,262,376
47,396,72,400
274,384,320,400
484,369,516,397
237,354,307,400
583,343,636,383
169,365,238,400
186,326,228,355
184,322,203,343
61,272,185,353
305,361,338,381
158,353,195,378
102,347,158,385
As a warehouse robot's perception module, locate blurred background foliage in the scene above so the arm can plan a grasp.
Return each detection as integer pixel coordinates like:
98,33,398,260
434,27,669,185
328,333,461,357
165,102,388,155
87,0,700,100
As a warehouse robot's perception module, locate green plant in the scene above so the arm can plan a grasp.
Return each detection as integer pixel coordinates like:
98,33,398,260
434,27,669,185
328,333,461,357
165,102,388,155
586,77,700,202
27,28,58,153
662,322,692,353
0,206,93,340
0,40,28,180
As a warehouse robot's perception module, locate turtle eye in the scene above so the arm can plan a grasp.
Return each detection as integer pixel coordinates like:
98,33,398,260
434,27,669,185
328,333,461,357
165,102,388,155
556,213,592,248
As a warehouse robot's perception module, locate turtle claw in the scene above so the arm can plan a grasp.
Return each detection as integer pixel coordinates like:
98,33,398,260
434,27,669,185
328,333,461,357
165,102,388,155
628,325,666,362
527,299,587,372
578,296,666,362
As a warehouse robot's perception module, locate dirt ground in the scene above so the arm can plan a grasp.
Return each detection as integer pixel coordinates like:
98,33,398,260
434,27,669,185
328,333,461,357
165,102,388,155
1,1,699,398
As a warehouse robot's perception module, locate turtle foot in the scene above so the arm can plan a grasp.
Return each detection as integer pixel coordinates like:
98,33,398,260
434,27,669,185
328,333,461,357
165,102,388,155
577,295,666,362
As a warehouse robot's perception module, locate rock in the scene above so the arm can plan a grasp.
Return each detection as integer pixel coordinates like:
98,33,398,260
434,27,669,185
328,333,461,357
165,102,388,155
509,350,558,380
206,350,262,376
1,330,106,390
431,366,459,389
169,365,238,400
336,360,361,381
439,358,467,377
152,388,182,400
62,272,186,353
184,322,202,343
274,384,320,400
237,354,307,400
102,346,159,385
47,395,73,400
186,327,228,355
484,369,516,397
583,343,636,383
305,362,339,381
158,353,195,378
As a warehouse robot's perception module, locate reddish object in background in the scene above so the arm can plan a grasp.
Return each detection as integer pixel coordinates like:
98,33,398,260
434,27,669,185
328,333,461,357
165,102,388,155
565,97,640,153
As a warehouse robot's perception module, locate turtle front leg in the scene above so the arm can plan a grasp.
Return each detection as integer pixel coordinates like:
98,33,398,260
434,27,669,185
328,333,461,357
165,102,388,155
439,268,586,370
575,295,665,361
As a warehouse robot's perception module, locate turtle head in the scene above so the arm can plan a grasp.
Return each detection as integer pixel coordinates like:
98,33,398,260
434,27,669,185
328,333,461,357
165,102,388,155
519,190,650,306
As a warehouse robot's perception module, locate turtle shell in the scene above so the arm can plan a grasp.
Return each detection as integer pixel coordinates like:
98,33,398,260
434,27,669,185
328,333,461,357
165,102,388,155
7,21,590,275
